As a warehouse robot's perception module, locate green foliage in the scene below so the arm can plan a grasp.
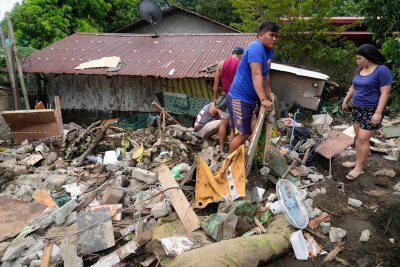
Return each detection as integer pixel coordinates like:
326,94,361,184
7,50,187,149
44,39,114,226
381,38,400,113
196,0,241,26
169,0,198,11
358,0,400,43
327,0,361,16
102,0,140,32
231,0,357,81
0,0,140,49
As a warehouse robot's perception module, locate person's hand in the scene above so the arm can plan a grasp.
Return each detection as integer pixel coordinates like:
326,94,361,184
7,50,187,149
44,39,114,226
342,101,349,112
371,112,381,126
261,99,273,112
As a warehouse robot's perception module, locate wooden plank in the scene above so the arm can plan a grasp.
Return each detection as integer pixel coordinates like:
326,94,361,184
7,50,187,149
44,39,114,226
151,102,181,125
54,96,63,136
8,18,30,109
246,105,266,177
157,165,200,232
40,242,53,267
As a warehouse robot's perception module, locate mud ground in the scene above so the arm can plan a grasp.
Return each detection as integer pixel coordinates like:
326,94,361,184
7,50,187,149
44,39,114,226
266,153,400,267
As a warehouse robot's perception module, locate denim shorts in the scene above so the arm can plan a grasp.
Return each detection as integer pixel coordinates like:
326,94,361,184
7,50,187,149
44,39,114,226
352,106,384,130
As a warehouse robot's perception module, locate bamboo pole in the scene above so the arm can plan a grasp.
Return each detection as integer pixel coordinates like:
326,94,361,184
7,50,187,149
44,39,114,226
0,27,19,110
7,17,30,109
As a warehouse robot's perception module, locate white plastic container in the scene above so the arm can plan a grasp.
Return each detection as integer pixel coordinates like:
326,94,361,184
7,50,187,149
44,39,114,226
290,230,309,260
103,150,118,164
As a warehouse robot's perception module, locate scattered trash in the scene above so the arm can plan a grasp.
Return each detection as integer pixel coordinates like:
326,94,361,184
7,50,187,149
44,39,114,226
359,229,371,242
290,230,309,260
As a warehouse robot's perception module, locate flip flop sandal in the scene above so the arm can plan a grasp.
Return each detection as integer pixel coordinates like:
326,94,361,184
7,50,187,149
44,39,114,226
342,161,356,168
346,170,364,180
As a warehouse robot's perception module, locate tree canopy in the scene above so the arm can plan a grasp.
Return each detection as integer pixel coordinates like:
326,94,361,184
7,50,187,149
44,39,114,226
0,0,140,49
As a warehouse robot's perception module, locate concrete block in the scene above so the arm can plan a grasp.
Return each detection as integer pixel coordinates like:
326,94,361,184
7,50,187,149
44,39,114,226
1,236,35,261
150,202,169,218
130,167,157,185
101,183,124,205
329,227,347,243
0,242,11,258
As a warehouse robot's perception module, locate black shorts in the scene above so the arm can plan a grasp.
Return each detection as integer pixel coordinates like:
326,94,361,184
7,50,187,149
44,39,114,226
352,106,384,131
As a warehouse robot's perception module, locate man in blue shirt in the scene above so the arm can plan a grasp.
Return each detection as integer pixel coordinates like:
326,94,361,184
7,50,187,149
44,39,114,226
227,20,280,153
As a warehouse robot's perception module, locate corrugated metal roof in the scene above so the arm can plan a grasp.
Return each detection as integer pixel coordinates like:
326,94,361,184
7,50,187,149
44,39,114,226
271,63,329,80
22,32,255,78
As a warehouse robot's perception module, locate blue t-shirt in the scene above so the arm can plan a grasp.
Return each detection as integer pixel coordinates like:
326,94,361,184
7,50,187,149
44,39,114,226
352,64,393,107
228,40,274,105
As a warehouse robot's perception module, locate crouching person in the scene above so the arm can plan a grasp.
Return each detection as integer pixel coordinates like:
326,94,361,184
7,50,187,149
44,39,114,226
194,102,228,141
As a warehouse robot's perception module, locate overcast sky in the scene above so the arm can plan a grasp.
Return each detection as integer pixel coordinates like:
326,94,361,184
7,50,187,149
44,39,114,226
0,0,21,20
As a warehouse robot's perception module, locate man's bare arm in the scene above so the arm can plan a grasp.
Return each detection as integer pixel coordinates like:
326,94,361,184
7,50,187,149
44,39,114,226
213,61,223,101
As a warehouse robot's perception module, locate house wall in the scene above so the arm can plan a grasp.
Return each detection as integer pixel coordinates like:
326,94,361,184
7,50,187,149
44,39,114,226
46,74,162,112
130,13,236,34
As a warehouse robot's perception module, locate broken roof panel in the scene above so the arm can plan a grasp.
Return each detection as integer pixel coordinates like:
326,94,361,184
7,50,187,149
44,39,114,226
22,32,255,79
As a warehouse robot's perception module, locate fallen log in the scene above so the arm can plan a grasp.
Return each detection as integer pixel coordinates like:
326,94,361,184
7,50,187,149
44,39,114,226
161,214,294,267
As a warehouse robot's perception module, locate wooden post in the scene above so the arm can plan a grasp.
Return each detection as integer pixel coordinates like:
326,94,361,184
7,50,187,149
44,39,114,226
0,27,19,110
7,17,30,109
54,96,63,136
263,94,276,165
245,105,266,178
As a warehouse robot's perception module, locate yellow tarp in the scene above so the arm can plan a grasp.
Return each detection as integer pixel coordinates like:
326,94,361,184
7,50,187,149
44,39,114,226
194,145,245,209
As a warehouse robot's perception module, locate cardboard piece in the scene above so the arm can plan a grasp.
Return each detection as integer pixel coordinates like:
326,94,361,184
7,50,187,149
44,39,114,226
33,189,58,208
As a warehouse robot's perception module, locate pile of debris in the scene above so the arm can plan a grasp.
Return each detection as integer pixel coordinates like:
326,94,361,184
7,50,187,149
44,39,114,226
0,103,399,267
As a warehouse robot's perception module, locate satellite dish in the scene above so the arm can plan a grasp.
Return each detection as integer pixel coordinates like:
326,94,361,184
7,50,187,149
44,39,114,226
139,0,162,36
268,179,309,229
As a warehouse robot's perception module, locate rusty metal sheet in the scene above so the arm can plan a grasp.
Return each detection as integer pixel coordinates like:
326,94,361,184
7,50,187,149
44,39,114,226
22,33,255,79
0,198,46,241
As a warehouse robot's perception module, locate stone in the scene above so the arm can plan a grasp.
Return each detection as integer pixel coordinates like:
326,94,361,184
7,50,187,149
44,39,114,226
60,238,83,267
359,229,371,242
374,168,396,178
201,213,238,241
0,242,11,258
50,243,61,264
320,222,331,235
44,152,58,166
1,236,35,261
329,227,347,243
150,202,169,218
389,238,395,244
0,158,17,168
106,163,124,172
130,167,157,185
30,259,41,267
127,179,150,191
259,166,270,176
14,165,27,175
307,173,324,183
101,183,124,205
45,174,67,190
348,197,363,207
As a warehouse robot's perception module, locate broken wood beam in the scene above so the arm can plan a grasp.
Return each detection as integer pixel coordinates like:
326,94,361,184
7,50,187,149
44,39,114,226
157,165,200,232
40,242,53,267
151,102,180,125
246,105,266,177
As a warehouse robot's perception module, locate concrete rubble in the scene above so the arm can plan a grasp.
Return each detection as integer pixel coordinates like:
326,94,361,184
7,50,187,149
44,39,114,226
0,109,399,267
